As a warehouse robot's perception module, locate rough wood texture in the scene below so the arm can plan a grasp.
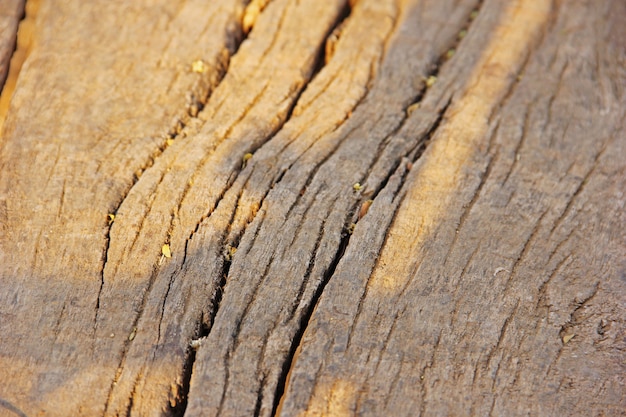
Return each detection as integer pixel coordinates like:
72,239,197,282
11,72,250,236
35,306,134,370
0,0,25,129
0,0,24,89
0,0,624,416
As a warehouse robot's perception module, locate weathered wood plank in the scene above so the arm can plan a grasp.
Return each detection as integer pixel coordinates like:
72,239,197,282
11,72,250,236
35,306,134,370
184,0,484,415
280,0,626,415
0,0,251,414
99,1,351,415
0,0,623,416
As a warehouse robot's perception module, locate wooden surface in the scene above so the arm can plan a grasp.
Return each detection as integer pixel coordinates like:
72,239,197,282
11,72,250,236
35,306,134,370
0,0,25,127
0,0,624,416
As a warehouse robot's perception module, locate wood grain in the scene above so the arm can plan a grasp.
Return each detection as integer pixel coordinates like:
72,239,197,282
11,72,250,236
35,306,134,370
0,0,623,416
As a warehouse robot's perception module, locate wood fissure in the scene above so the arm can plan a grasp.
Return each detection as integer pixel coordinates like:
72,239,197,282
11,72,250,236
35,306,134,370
188,0,490,412
270,202,350,416
99,0,251,281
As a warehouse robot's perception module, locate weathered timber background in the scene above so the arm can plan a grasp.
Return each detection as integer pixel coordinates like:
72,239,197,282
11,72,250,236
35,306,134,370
0,0,624,416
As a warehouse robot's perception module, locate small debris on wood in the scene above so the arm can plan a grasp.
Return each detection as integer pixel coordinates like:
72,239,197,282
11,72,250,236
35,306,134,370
407,102,420,116
562,333,575,344
359,200,374,220
325,21,346,64
128,327,137,341
353,183,363,192
242,153,253,169
425,75,437,88
189,103,200,117
243,0,270,34
597,319,609,336
224,244,237,262
160,244,172,265
191,60,207,73
107,214,115,225
493,267,510,277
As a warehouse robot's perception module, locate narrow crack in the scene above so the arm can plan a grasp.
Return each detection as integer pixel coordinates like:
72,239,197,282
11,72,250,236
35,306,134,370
254,375,266,417
165,183,247,417
270,205,353,417
179,0,353,250
355,0,484,208
93,195,124,341
358,96,451,222
167,312,211,417
214,255,275,417
154,272,176,359
172,2,362,366
103,266,159,415
265,3,485,413
96,1,252,334
124,376,140,417
129,1,437,413
98,9,258,412
305,1,352,88
0,398,29,417
287,200,336,321
444,119,500,262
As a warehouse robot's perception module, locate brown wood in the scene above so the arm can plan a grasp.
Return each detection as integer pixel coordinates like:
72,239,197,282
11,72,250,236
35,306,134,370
0,0,25,129
0,0,624,416
0,0,24,89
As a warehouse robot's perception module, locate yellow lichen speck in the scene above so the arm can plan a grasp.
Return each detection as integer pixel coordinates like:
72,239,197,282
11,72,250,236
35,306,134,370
425,76,437,88
243,0,270,34
242,153,253,168
224,244,237,262
162,244,172,258
108,213,115,225
192,60,207,73
353,183,363,192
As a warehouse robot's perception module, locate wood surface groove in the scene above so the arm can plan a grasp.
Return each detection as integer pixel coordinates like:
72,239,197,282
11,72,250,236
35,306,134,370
96,2,351,411
280,0,620,412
